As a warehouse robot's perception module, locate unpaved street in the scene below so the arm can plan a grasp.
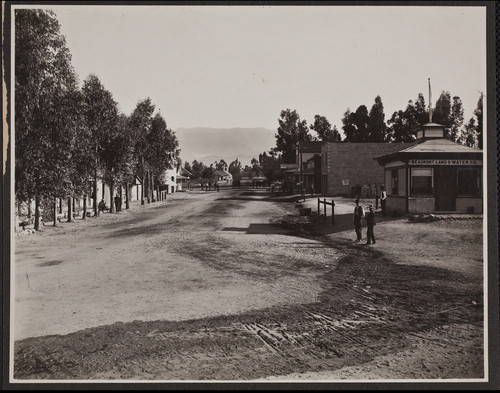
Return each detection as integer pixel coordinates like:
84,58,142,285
12,188,484,381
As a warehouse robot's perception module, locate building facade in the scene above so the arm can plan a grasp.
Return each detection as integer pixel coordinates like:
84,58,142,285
176,166,192,191
281,141,323,193
320,143,413,197
162,167,178,195
375,123,483,214
214,165,233,184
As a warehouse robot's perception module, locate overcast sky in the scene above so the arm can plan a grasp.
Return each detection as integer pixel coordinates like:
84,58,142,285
16,4,486,131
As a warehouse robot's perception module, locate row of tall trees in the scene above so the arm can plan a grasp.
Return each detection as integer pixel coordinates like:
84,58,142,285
342,95,392,143
183,159,225,187
15,9,179,230
387,92,483,147
183,155,278,186
342,92,483,146
271,91,483,165
247,90,483,185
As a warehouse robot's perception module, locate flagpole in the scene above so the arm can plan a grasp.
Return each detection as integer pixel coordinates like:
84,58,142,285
428,78,432,122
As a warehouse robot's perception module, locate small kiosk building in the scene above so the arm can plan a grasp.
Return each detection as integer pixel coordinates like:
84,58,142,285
375,123,483,214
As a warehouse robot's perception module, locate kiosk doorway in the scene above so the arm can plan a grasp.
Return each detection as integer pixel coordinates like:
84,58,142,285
435,167,456,211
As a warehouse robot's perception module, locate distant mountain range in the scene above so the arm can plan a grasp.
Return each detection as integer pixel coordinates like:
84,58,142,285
174,127,277,167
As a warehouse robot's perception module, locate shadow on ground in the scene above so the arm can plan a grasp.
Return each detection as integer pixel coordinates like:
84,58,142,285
216,190,303,203
14,243,483,380
222,223,292,235
298,212,406,236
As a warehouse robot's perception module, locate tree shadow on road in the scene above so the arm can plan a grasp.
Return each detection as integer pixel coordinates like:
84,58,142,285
222,223,293,235
216,190,303,203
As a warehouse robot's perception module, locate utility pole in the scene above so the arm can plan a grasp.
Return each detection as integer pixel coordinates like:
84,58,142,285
428,78,433,122
299,142,304,201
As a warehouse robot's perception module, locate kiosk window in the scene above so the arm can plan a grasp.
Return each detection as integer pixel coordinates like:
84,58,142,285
457,168,480,195
411,168,433,194
391,169,399,195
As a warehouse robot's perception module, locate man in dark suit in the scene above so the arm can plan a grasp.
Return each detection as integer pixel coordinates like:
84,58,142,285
353,199,364,242
366,205,376,245
380,186,387,217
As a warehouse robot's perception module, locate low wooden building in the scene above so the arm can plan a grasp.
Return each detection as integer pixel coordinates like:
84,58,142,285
375,123,483,214
176,166,192,191
281,141,323,193
214,166,233,184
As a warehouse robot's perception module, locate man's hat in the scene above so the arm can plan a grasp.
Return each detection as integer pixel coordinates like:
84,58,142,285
369,205,373,209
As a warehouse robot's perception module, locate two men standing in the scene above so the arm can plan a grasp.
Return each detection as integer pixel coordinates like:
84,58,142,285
353,200,376,244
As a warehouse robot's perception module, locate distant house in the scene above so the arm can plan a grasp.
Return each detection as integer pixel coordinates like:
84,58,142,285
162,167,177,195
127,176,144,203
214,165,232,184
176,166,192,191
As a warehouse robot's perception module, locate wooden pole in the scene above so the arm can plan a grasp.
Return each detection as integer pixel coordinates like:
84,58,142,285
125,181,130,210
331,200,335,225
67,197,72,222
83,194,87,220
53,197,57,227
34,196,40,231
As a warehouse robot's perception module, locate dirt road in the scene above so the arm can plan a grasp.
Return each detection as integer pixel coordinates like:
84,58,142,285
12,188,484,381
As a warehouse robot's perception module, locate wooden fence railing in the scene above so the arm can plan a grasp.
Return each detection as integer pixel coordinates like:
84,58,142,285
318,198,335,225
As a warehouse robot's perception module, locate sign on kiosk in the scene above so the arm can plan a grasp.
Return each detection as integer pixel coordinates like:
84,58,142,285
409,159,482,166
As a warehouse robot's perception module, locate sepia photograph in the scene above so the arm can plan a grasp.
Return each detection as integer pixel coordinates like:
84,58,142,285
2,1,499,389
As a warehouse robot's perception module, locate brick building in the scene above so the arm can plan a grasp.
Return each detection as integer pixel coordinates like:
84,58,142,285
320,143,413,197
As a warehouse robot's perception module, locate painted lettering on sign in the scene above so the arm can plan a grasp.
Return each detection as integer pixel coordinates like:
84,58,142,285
279,164,299,169
409,159,482,165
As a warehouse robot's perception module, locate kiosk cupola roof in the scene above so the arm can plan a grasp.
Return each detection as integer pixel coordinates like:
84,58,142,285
413,122,447,140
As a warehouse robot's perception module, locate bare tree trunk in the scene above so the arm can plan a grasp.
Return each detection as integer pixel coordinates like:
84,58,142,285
67,196,72,222
27,198,32,219
53,197,57,227
125,181,130,209
141,157,145,205
150,174,154,202
118,185,122,211
83,194,87,220
146,170,151,204
109,182,115,213
94,150,99,216
34,196,40,231
94,174,99,217
141,174,145,205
